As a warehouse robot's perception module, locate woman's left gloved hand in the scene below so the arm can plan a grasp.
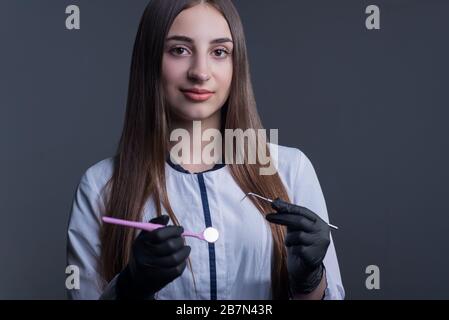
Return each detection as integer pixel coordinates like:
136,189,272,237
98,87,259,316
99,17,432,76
265,198,330,295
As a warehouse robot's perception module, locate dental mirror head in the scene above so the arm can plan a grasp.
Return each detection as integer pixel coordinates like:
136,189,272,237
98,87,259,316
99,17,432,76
203,227,219,243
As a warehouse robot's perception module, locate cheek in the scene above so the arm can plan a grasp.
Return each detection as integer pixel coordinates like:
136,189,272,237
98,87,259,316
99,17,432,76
216,62,233,96
162,58,186,88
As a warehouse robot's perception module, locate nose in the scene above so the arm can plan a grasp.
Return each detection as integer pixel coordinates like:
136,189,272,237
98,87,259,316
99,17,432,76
187,54,211,82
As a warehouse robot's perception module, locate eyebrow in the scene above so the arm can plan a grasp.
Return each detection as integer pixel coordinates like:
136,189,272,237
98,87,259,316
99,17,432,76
166,35,233,45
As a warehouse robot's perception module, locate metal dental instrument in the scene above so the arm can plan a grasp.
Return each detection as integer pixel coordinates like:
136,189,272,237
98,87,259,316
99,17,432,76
102,216,220,243
242,192,339,230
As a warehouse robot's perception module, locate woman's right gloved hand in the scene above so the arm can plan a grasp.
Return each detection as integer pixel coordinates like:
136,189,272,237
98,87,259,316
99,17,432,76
116,215,191,299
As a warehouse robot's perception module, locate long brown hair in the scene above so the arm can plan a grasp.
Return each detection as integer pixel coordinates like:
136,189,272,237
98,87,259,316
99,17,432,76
100,0,291,299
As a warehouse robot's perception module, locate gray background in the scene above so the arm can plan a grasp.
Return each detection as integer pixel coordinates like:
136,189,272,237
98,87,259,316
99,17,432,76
1,0,448,299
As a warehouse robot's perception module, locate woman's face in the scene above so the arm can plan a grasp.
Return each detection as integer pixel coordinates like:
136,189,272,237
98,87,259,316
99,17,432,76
162,4,234,122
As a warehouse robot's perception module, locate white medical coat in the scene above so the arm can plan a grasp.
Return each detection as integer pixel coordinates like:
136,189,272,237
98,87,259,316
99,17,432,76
66,144,345,300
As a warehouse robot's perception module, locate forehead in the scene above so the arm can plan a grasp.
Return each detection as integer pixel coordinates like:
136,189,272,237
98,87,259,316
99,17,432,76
167,4,232,41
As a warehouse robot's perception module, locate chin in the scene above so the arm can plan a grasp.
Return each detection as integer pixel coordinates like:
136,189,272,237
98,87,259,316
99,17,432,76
182,112,215,121
173,105,220,121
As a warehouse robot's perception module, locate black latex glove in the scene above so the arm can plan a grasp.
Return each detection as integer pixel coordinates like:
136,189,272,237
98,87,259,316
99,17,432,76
265,199,330,295
116,215,191,300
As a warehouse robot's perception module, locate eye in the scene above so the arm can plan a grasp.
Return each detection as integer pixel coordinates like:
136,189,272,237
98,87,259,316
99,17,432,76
169,46,190,56
212,48,230,58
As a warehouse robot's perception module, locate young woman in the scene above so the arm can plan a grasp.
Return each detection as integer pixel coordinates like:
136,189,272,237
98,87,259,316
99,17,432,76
67,0,344,300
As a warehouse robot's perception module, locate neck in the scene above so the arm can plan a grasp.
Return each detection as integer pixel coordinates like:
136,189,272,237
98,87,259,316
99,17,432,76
168,110,222,172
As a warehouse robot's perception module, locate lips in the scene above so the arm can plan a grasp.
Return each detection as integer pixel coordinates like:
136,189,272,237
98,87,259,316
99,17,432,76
181,88,214,102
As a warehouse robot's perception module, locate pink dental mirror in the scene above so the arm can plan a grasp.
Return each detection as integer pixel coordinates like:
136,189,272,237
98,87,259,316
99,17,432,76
102,216,220,243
